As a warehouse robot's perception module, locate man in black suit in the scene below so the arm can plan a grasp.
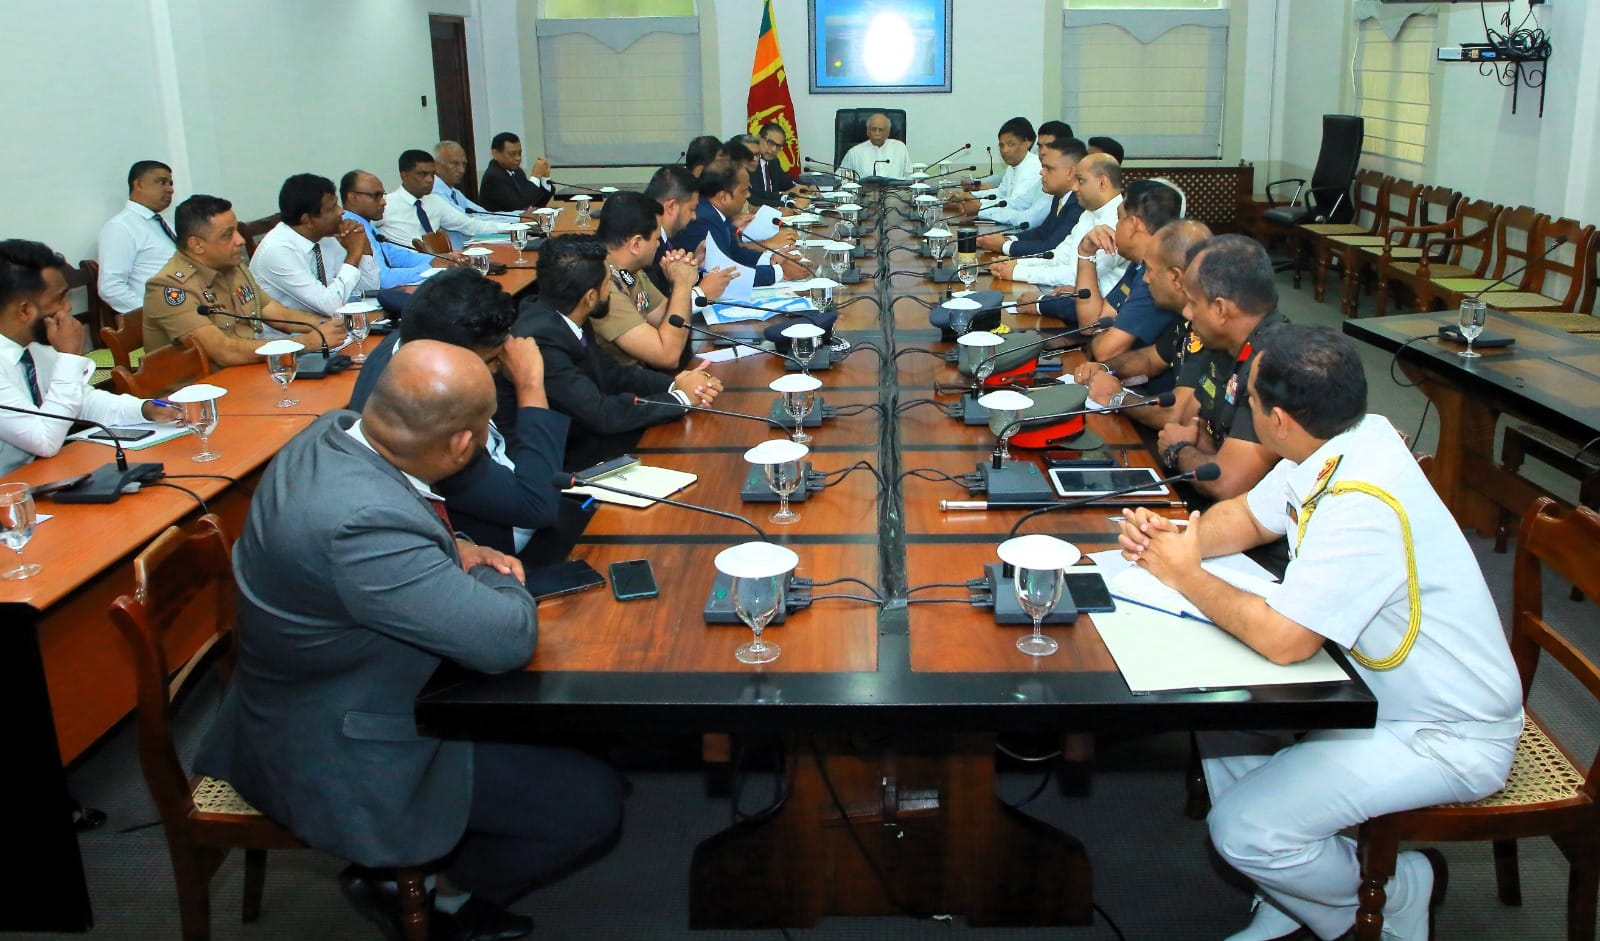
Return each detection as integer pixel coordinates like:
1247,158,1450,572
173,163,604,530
477,132,554,212
672,168,808,287
748,121,814,208
502,234,721,472
640,165,737,299
976,135,1088,257
348,268,570,564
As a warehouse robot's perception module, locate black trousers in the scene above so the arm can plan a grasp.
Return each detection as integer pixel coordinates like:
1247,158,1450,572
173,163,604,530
442,742,624,905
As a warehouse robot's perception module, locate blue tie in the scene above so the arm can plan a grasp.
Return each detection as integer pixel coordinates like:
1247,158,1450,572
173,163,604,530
416,200,433,233
19,349,42,406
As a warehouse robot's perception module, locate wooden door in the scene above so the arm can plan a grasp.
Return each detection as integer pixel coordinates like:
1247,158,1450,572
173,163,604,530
429,14,479,201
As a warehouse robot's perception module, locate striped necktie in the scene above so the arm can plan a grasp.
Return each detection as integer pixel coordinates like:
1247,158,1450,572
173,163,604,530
312,245,327,284
415,200,433,233
154,213,178,244
19,349,42,406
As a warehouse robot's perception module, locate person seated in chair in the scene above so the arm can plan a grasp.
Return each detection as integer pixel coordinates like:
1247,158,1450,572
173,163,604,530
477,132,554,213
1119,324,1521,941
839,112,911,180
196,339,624,941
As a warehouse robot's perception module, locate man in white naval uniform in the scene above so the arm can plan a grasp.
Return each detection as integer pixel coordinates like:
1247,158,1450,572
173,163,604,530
1118,324,1522,941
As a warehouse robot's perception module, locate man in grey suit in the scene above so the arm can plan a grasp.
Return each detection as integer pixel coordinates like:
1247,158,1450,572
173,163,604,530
195,341,622,941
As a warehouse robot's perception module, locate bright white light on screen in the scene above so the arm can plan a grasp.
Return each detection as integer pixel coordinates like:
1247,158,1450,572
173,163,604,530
863,13,914,82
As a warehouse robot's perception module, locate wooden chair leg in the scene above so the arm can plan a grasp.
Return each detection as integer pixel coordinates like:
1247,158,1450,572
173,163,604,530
1184,732,1210,820
1492,839,1522,906
1495,433,1531,554
1292,235,1308,289
1340,253,1362,317
241,848,267,923
171,845,224,941
394,868,430,941
1314,244,1332,301
1552,831,1600,941
1374,276,1391,317
1353,831,1399,941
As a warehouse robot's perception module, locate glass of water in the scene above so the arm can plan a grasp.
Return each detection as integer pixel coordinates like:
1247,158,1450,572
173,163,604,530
573,196,592,227
347,309,371,364
256,340,301,408
996,534,1081,658
958,264,978,293
715,541,800,666
1458,297,1487,359
509,223,531,265
0,482,41,580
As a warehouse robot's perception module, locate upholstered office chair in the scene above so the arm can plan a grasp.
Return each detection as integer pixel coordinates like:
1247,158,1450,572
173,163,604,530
1258,115,1365,278
110,335,211,398
1353,498,1600,941
832,108,908,169
108,515,430,941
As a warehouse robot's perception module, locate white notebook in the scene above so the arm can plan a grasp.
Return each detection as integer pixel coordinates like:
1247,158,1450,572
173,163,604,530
563,464,697,508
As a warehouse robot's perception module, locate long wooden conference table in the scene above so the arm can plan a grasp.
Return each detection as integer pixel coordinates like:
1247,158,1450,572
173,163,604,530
6,198,1375,931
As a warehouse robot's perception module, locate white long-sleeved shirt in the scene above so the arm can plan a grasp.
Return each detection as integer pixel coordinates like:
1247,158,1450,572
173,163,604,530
251,223,379,317
1013,194,1129,295
0,333,147,475
377,187,510,248
975,151,1045,227
96,200,178,314
839,138,912,180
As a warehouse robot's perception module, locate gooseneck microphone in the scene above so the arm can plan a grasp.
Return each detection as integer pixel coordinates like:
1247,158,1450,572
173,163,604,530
926,203,1008,227
985,146,995,178
198,306,343,378
670,311,808,369
970,316,1113,383
916,165,979,183
547,180,616,199
0,404,165,503
375,232,458,265
1001,463,1221,531
630,395,787,431
964,248,1054,272
921,144,972,169
803,157,857,181
555,470,769,540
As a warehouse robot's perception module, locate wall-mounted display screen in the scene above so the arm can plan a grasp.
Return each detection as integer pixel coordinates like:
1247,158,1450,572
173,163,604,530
807,0,953,94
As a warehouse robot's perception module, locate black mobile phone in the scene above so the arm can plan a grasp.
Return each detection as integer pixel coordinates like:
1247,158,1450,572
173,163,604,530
1041,448,1113,468
1064,571,1116,613
524,560,605,601
609,559,659,601
88,428,156,443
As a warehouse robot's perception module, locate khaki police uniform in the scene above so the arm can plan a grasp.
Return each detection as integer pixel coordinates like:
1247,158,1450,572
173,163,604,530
1198,414,1523,939
142,254,271,351
592,265,692,371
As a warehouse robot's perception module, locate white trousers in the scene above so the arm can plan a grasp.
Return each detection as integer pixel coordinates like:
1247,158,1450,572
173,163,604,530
1200,719,1519,940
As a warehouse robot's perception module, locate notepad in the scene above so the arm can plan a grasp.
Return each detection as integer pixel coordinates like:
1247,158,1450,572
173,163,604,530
562,463,697,508
68,422,192,451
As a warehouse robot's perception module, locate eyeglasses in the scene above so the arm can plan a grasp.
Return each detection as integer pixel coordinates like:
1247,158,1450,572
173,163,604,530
349,191,386,200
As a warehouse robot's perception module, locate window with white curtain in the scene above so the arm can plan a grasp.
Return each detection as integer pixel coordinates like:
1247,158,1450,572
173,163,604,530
535,0,701,166
1061,4,1228,159
1353,12,1436,177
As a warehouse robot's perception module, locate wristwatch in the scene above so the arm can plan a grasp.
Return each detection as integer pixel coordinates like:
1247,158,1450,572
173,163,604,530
1161,440,1194,469
1108,390,1129,409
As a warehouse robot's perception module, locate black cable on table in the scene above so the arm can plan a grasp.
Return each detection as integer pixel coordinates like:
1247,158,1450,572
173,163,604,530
145,480,208,514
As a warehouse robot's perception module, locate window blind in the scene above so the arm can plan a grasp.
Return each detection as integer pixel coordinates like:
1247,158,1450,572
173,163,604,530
1354,14,1436,176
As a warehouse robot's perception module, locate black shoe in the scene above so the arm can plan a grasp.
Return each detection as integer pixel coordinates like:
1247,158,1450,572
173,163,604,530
339,866,407,941
439,897,533,941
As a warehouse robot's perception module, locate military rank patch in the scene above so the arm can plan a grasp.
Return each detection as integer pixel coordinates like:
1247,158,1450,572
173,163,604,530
171,269,186,281
163,287,186,306
1186,330,1203,355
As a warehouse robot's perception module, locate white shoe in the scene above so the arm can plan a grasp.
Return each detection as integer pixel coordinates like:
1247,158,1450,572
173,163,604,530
1223,894,1305,941
1380,849,1447,940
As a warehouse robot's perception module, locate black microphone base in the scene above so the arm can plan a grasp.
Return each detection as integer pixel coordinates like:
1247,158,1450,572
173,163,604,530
974,461,1057,504
980,563,1079,625
849,243,869,260
780,347,833,371
926,264,962,283
295,351,345,379
766,397,829,429
740,463,823,503
837,268,865,285
704,572,796,624
52,461,165,504
952,394,990,426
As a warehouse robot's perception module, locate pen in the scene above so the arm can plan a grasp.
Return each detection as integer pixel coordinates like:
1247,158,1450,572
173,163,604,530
152,399,176,410
581,497,596,511
1110,592,1214,625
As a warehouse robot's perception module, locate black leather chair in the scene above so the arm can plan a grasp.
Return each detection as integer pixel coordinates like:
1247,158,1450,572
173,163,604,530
832,108,907,168
1258,114,1365,276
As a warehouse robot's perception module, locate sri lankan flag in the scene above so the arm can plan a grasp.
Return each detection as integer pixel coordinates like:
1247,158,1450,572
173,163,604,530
747,0,800,177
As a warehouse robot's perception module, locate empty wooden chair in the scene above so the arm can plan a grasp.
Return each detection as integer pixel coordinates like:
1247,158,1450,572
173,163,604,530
108,515,430,941
1341,183,1461,318
237,213,281,261
99,309,145,370
1298,169,1389,297
110,335,211,398
1483,218,1597,314
1352,497,1600,941
1427,205,1550,313
1374,199,1506,315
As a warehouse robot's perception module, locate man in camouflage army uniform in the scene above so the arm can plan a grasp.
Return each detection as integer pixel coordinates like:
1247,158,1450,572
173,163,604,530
143,194,344,368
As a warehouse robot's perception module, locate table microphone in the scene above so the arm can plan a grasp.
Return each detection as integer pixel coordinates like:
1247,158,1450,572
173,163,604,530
921,144,972,169
197,307,345,378
547,180,616,199
669,312,808,369
872,158,888,178
0,404,164,504
374,233,460,265
926,203,1008,227
965,248,1055,272
1001,463,1219,532
917,165,979,183
803,157,857,181
991,392,1177,465
554,471,769,540
631,394,801,432
986,146,995,178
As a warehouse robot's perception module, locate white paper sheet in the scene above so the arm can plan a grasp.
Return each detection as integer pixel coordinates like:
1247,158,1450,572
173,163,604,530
699,345,766,363
703,237,755,303
742,206,784,241
1093,603,1350,694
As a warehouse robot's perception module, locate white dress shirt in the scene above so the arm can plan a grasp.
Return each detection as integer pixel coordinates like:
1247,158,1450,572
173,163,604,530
378,187,510,249
1013,193,1129,295
0,333,147,475
976,151,1045,227
96,200,179,314
251,223,378,317
839,138,912,179
433,178,494,250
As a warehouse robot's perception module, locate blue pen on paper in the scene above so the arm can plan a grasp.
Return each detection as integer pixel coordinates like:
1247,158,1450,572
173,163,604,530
580,497,596,511
1109,592,1215,626
152,399,176,410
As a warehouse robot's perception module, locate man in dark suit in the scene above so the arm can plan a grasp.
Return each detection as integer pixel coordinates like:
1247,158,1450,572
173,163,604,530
196,340,622,940
501,233,721,472
976,135,1088,257
747,121,814,208
478,132,554,212
671,168,808,287
641,165,737,299
349,268,570,564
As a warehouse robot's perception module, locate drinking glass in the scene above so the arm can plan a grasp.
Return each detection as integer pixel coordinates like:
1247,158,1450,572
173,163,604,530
266,350,298,407
350,309,373,363
833,219,854,248
764,458,803,525
784,388,815,444
949,306,973,336
827,248,850,280
462,247,493,275
182,398,220,463
958,264,978,293
922,206,942,231
1013,565,1065,656
791,333,818,372
509,224,531,265
0,482,41,580
574,197,592,227
732,573,784,664
1458,297,1487,359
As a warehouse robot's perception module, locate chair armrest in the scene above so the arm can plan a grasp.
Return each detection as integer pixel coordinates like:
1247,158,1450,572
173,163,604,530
1424,228,1491,250
1263,178,1307,206
1389,220,1461,239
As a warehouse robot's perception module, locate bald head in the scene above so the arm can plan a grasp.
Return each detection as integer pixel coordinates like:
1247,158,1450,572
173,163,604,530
433,141,468,186
1074,153,1124,211
1150,220,1212,270
362,340,495,477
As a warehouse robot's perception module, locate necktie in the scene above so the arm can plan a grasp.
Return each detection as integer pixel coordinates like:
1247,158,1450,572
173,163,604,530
762,160,770,191
428,496,453,533
451,190,464,210
416,200,433,233
312,245,327,285
19,349,42,406
154,213,178,244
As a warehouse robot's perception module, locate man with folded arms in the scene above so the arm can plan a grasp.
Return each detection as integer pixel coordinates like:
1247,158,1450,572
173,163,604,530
1119,324,1520,941
839,112,910,180
506,234,721,471
0,239,178,475
976,136,1087,258
97,159,177,315
380,150,511,251
253,173,379,317
949,117,1045,228
478,132,555,212
143,194,343,368
992,152,1126,296
673,169,807,289
196,339,622,941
